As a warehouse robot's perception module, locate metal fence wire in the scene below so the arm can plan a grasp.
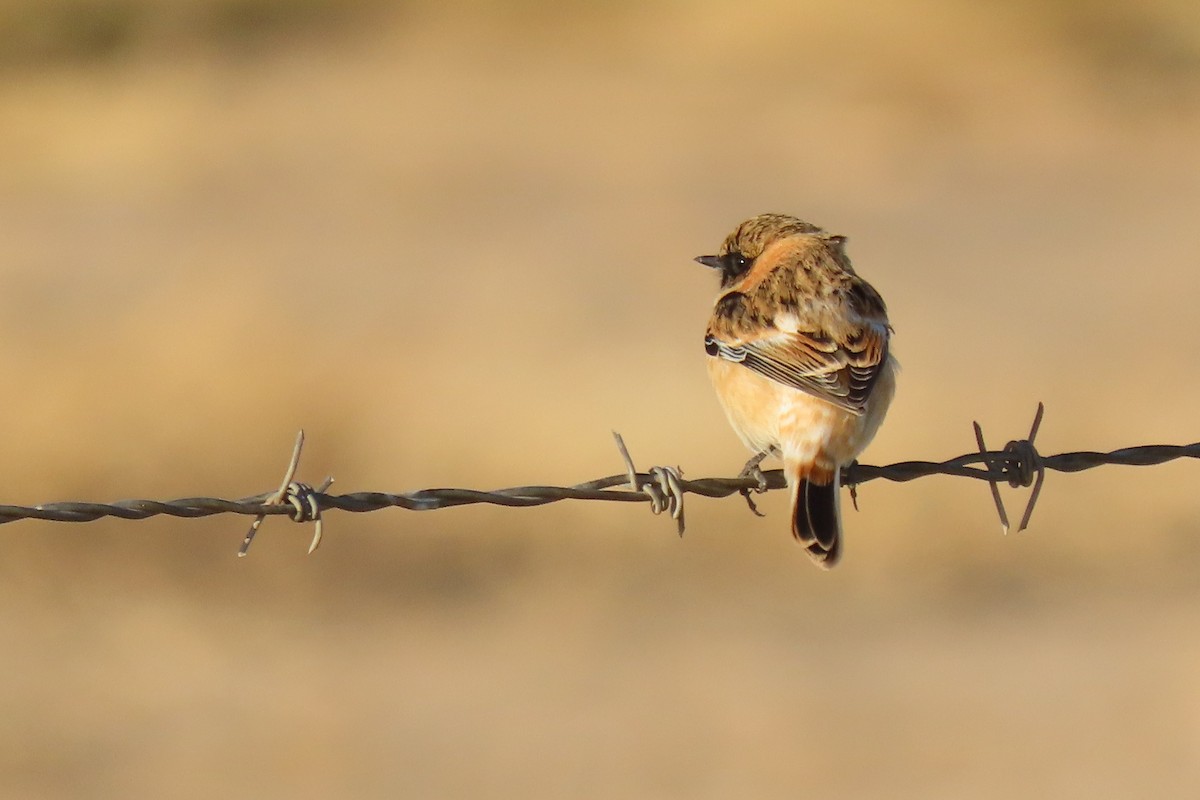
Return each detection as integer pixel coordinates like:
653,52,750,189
4,403,1198,556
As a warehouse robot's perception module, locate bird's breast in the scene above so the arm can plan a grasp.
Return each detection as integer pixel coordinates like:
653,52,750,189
707,356,895,474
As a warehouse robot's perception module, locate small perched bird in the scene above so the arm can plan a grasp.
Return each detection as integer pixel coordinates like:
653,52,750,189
697,213,896,569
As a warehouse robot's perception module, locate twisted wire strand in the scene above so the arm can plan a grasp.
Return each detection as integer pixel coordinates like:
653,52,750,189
838,444,1200,482
3,441,1198,522
3,406,1198,552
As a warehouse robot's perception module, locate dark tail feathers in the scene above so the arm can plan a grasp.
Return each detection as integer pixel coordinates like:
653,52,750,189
790,471,842,569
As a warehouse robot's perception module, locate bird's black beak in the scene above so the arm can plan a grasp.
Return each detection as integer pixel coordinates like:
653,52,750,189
695,255,722,269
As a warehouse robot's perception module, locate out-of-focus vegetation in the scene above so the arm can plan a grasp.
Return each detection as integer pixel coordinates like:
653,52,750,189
1,1,1199,797
0,0,386,64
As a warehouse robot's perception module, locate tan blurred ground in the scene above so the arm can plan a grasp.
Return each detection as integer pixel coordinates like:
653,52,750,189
2,0,1200,796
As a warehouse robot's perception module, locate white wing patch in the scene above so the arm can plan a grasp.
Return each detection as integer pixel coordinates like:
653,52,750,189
773,312,801,333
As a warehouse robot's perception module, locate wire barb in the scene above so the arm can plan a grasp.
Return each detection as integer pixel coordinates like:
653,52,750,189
1008,402,1046,532
973,403,1047,535
974,419,1010,534
612,432,686,536
238,431,333,558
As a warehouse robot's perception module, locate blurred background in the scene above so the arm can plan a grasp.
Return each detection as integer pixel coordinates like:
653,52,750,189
2,0,1200,796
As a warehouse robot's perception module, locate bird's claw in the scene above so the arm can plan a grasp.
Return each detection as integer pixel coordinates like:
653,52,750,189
845,459,860,512
737,450,772,517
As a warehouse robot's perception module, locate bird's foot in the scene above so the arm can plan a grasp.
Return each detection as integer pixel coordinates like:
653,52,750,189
737,449,774,517
845,459,860,512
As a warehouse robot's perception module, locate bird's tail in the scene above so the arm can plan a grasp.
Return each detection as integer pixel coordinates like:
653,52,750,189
789,467,842,569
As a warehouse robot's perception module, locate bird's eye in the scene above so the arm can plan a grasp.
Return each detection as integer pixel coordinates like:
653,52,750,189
713,251,753,287
727,252,750,273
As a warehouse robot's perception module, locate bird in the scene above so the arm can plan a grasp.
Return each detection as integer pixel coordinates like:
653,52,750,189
697,213,896,569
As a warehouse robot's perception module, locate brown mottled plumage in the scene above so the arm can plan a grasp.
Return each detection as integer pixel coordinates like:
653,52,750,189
697,213,896,569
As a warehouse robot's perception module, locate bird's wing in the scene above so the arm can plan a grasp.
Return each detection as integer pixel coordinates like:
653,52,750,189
705,296,889,415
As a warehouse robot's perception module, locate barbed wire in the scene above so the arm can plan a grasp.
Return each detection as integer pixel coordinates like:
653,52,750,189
3,403,1198,555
